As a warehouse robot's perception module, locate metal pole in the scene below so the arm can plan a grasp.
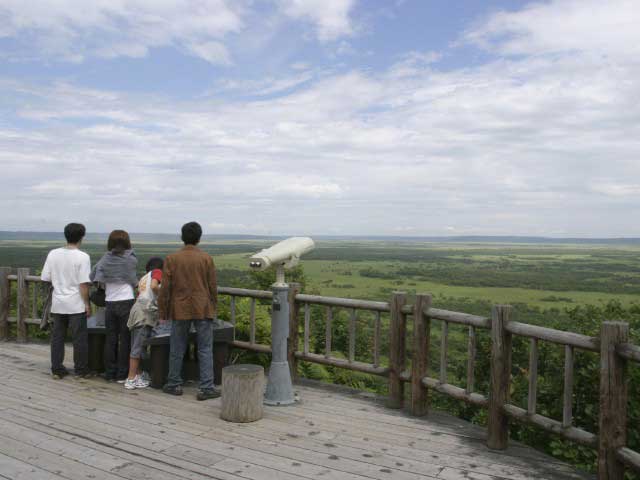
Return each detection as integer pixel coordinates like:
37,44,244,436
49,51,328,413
264,268,295,406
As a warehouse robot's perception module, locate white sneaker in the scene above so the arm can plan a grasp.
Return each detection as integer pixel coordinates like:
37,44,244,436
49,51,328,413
140,371,151,383
124,378,137,390
134,376,150,389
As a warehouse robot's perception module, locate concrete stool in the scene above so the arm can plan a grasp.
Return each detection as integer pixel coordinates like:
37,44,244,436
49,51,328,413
220,364,264,423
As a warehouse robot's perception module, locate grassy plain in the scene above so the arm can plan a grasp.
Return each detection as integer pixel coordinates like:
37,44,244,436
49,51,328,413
214,241,640,309
2,239,640,310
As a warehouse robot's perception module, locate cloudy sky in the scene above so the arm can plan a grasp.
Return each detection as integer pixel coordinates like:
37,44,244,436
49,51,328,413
1,0,639,237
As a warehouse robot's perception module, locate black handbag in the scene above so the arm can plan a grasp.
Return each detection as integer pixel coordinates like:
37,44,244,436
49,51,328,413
90,285,106,307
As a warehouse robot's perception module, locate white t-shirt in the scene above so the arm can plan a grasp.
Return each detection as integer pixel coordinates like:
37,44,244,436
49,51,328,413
41,247,91,314
105,282,135,302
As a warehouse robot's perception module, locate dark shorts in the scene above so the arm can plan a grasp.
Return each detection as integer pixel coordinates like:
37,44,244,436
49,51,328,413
130,325,152,359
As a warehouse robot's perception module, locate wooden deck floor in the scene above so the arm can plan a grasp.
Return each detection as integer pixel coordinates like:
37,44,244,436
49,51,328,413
0,342,594,480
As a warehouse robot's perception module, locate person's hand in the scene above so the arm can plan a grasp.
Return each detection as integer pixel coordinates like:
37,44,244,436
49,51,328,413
85,303,92,317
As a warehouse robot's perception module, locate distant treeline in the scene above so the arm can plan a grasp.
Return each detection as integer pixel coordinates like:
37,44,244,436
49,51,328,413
3,231,640,245
359,255,640,294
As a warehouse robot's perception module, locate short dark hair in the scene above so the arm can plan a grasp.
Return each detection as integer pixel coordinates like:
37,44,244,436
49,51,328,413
107,230,132,253
181,222,202,245
64,223,86,244
145,257,164,272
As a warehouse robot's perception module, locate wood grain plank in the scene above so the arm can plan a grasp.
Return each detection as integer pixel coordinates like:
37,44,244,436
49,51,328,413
0,452,61,480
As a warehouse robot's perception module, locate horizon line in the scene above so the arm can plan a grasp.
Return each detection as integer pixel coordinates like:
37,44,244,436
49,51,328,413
2,230,640,241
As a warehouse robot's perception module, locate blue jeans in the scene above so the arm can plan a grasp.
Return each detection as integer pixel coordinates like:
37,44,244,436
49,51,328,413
167,319,214,391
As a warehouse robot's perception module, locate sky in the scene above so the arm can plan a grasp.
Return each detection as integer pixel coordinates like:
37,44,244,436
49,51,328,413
1,0,639,237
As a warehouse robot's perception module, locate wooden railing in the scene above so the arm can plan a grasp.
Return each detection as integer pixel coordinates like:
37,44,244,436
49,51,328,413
1,267,639,479
0,267,48,341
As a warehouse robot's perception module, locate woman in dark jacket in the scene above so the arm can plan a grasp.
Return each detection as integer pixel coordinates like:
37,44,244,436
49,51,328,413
91,230,138,381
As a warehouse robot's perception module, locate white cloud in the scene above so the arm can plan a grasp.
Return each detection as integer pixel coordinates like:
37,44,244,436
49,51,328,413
276,181,343,197
30,181,92,196
464,0,640,59
591,183,640,198
185,41,232,65
0,0,362,65
290,61,310,70
2,0,640,235
213,71,315,97
0,0,244,63
388,50,442,78
279,0,357,42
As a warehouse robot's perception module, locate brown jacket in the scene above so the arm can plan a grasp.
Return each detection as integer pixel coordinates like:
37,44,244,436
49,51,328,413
157,245,217,321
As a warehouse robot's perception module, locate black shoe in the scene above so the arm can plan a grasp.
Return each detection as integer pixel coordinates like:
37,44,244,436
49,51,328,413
163,384,183,396
74,372,94,379
52,368,69,379
196,389,221,401
102,373,116,382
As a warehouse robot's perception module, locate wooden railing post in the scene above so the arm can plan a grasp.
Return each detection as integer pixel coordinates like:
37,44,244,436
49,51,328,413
0,267,10,341
287,283,301,381
487,304,512,450
598,321,629,480
387,291,407,409
410,293,431,416
16,268,29,343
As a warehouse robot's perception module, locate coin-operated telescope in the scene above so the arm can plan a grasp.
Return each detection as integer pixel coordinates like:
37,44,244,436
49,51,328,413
249,237,315,405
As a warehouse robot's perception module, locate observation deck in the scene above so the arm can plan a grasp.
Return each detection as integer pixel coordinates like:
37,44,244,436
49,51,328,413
0,342,593,480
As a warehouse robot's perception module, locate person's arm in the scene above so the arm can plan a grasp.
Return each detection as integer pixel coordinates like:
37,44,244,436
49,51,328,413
41,254,51,282
80,283,91,316
208,257,217,307
78,255,92,316
151,279,160,296
157,258,171,322
129,253,138,288
89,260,98,283
150,269,162,296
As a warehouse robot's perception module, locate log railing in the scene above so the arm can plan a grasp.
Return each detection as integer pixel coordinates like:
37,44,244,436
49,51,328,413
219,286,273,355
1,267,639,478
0,268,48,342
293,292,392,380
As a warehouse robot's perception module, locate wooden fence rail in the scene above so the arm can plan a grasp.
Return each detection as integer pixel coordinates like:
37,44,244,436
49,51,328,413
0,267,639,478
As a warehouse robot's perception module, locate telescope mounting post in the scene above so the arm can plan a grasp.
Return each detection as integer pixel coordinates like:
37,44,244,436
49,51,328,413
275,265,286,287
264,266,296,406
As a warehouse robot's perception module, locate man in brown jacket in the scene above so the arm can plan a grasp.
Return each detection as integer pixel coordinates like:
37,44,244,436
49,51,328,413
158,222,219,400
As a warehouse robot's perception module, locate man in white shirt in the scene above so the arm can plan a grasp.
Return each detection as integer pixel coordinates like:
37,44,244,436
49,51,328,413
41,223,92,379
